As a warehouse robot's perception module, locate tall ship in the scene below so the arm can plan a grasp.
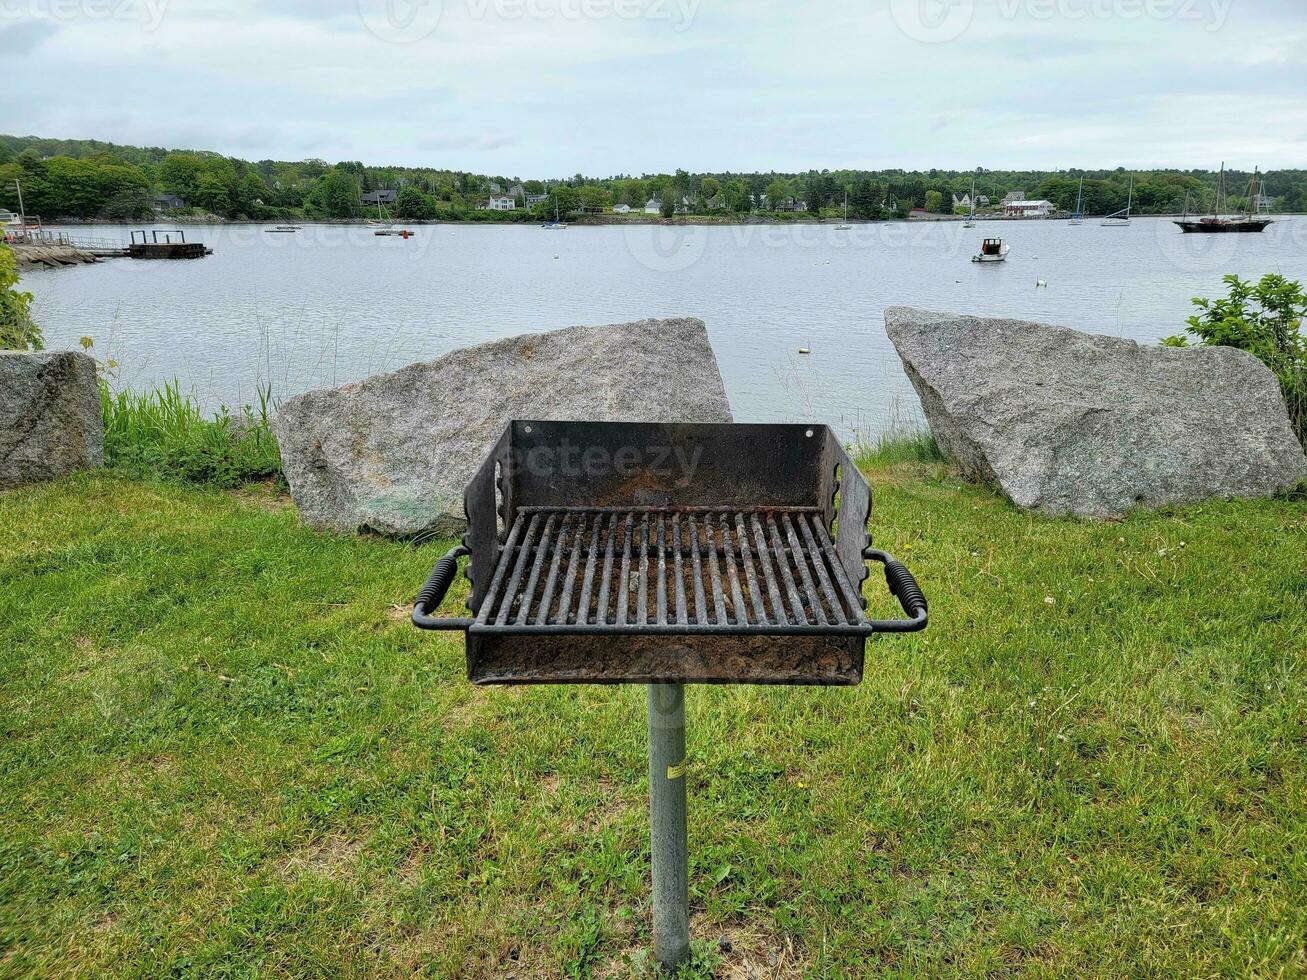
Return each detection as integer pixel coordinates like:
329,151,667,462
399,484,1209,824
1174,163,1273,233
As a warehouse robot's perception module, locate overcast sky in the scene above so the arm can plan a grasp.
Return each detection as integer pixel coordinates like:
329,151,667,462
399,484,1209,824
3,0,1304,176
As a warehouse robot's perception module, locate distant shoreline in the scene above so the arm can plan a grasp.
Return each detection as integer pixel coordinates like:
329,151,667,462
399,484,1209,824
49,212,1299,229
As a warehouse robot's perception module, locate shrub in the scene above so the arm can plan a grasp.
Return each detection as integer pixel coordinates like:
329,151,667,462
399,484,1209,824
1165,273,1306,447
0,243,43,351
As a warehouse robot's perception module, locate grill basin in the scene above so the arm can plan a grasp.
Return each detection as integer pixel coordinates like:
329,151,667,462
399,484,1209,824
414,421,926,684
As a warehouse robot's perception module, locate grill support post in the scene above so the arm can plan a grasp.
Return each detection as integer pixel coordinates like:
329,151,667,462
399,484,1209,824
647,683,690,969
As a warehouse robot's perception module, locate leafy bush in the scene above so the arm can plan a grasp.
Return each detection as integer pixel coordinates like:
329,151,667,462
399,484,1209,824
100,378,282,487
1165,273,1306,447
0,243,43,351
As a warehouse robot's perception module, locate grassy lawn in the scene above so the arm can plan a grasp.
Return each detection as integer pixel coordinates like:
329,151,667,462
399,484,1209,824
0,468,1304,977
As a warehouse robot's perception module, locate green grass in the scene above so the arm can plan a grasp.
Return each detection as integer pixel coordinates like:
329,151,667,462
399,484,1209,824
0,468,1304,977
100,380,282,488
852,429,946,468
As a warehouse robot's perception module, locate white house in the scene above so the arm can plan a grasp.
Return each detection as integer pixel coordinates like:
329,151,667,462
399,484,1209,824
483,195,516,211
1004,199,1053,218
613,203,632,214
526,193,548,206
952,192,972,210
645,198,662,214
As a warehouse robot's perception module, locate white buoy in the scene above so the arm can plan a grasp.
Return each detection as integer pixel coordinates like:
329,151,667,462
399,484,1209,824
553,253,559,259
798,347,811,355
1036,279,1048,287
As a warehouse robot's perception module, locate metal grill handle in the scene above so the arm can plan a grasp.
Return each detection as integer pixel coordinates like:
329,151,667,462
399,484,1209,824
412,546,474,631
862,548,928,632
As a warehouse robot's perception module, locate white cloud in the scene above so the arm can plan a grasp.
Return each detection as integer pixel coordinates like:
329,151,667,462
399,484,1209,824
4,0,1304,172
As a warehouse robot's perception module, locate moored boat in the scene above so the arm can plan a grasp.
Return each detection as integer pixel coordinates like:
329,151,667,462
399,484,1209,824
1174,163,1273,233
1101,174,1132,226
972,238,1009,262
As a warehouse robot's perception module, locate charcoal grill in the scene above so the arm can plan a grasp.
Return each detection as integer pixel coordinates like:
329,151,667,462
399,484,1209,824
411,420,927,967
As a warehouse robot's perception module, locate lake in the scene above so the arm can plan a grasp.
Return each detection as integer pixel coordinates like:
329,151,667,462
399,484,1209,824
25,217,1307,441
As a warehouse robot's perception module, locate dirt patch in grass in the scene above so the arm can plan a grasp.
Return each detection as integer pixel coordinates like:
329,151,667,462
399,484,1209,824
386,603,414,623
278,832,367,880
230,478,293,512
707,917,806,979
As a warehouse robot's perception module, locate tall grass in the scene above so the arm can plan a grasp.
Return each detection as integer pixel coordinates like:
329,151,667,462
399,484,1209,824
852,425,946,468
100,379,282,487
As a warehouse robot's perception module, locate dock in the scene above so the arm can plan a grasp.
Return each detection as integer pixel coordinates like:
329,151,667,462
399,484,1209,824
127,229,211,259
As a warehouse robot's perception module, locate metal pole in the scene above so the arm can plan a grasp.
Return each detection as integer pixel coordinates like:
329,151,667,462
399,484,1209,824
647,682,690,969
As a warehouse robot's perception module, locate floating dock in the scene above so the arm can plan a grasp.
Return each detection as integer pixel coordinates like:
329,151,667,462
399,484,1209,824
127,229,211,259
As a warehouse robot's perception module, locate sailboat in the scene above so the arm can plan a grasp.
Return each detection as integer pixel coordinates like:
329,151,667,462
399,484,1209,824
541,196,567,230
370,197,413,237
835,189,852,230
1174,163,1273,233
1068,176,1084,225
962,174,977,228
1101,175,1132,226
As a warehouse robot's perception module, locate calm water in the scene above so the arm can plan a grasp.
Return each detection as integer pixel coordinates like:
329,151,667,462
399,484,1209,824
26,218,1307,440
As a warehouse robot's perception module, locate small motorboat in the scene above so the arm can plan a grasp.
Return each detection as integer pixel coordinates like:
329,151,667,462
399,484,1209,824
374,226,414,237
265,225,299,233
971,238,1009,262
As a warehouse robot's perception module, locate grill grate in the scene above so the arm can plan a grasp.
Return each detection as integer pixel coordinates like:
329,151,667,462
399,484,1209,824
472,507,867,633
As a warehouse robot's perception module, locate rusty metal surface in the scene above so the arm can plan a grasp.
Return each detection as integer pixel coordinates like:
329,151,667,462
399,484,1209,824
443,420,889,684
467,632,863,685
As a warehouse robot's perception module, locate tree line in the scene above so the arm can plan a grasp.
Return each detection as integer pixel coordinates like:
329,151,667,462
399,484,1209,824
3,134,1304,223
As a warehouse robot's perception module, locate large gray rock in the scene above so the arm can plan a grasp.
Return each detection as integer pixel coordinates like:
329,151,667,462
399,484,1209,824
1,350,104,490
884,306,1306,517
273,318,733,536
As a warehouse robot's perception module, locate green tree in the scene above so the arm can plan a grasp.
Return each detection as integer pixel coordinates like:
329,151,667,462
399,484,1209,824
309,168,360,219
924,189,947,213
395,185,437,220
849,178,878,219
0,244,41,351
724,180,751,213
189,172,231,214
1165,273,1306,446
764,178,791,210
158,152,206,200
659,196,676,219
233,172,269,217
578,186,611,212
700,176,721,202
101,186,155,222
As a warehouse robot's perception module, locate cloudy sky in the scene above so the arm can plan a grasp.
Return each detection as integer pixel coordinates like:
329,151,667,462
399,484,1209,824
3,0,1304,175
